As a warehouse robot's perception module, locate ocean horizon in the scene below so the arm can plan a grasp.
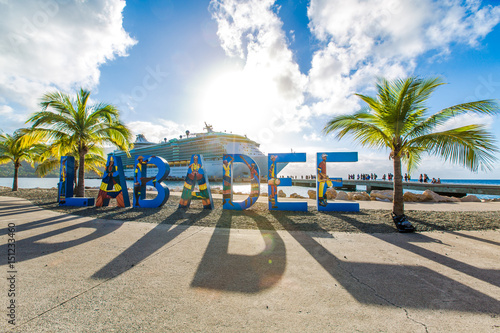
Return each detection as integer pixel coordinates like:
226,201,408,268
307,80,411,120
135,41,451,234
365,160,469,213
1,177,500,199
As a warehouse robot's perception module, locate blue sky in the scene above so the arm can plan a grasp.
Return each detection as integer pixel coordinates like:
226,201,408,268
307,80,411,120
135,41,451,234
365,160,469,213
1,0,500,179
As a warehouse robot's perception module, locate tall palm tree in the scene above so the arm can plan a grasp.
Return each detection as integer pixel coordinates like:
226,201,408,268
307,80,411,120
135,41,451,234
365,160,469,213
0,129,46,191
323,77,499,230
27,88,132,197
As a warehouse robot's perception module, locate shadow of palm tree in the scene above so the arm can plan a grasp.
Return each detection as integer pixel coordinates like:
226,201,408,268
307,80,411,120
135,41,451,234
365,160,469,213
272,211,500,313
335,211,500,288
0,209,123,264
91,208,211,280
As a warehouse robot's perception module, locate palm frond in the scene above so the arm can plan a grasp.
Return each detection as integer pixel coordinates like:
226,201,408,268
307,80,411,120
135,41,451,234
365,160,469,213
0,156,13,164
82,153,106,176
0,130,46,167
402,146,426,173
323,74,500,215
412,77,444,106
408,125,498,172
35,159,61,178
323,110,391,149
26,87,133,194
409,100,499,140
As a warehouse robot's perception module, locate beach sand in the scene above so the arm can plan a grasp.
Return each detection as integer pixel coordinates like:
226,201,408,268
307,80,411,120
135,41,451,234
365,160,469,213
254,194,500,211
1,187,499,233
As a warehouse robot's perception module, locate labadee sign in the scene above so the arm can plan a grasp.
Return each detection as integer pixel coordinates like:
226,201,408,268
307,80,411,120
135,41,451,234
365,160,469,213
58,152,359,212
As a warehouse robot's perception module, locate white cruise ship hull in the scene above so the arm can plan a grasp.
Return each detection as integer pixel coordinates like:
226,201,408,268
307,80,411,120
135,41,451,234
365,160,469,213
123,155,287,179
113,128,288,180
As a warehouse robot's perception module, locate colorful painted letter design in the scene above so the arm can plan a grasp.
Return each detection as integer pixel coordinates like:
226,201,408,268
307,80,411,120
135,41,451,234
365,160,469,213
179,154,213,209
222,154,260,210
268,153,307,212
58,155,95,207
316,152,359,212
58,156,74,204
133,155,170,208
96,155,130,207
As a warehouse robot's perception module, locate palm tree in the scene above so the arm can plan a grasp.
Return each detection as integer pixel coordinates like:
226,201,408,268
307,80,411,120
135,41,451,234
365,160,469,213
0,129,46,191
36,137,106,185
27,88,132,197
324,77,499,230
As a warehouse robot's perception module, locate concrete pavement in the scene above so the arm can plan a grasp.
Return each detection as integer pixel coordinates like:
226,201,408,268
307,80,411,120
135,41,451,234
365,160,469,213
1,196,499,332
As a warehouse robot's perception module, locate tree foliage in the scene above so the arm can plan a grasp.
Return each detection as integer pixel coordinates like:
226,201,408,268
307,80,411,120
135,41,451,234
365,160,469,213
27,88,132,197
0,129,46,190
324,77,499,216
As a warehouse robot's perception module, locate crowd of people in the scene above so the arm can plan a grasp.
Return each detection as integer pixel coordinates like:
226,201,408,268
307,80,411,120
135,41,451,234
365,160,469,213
285,175,316,180
287,173,441,183
348,173,379,180
418,173,441,184
346,172,441,183
347,173,395,180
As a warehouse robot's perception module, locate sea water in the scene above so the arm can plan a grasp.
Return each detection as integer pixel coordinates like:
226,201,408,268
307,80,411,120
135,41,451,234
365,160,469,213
0,178,293,196
1,177,499,199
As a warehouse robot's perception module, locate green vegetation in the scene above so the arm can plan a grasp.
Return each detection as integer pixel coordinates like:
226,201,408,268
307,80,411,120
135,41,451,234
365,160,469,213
0,160,57,178
0,130,46,191
0,161,100,178
35,135,107,181
324,77,500,218
27,88,132,197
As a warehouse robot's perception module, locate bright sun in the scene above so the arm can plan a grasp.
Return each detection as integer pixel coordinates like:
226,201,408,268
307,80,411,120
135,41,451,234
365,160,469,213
198,69,276,132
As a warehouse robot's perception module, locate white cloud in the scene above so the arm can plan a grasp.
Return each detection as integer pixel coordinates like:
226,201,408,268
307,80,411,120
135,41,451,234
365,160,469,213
0,105,13,116
302,132,321,142
307,0,500,116
0,104,26,123
127,120,190,144
207,0,309,139
0,0,136,118
208,0,500,140
436,113,493,132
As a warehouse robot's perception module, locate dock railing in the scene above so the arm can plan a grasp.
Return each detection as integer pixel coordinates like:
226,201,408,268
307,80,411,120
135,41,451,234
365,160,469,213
291,179,500,198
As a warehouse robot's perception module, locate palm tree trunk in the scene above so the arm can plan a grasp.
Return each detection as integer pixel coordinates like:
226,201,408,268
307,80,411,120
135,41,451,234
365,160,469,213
74,160,78,192
392,154,404,215
76,152,86,197
12,161,20,191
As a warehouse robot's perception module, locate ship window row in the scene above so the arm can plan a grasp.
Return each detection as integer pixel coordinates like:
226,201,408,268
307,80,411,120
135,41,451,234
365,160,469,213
118,153,221,165
122,148,224,158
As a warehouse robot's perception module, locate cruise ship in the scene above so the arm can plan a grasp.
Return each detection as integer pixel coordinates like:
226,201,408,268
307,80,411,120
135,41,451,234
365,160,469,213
111,123,287,180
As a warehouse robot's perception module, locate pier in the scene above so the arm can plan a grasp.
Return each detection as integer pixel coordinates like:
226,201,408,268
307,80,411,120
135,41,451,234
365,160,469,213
291,179,500,198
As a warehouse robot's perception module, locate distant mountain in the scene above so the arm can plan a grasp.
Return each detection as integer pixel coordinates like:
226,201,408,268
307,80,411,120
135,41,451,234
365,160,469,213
0,161,56,178
0,161,101,178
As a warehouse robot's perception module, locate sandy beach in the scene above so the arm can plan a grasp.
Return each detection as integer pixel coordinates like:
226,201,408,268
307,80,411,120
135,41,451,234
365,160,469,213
1,187,499,233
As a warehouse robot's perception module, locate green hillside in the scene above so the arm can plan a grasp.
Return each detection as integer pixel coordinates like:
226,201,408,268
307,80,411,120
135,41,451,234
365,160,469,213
0,161,58,178
0,161,101,178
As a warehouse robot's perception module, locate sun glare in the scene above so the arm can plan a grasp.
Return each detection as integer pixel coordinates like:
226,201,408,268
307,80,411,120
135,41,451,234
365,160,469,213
198,69,276,132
